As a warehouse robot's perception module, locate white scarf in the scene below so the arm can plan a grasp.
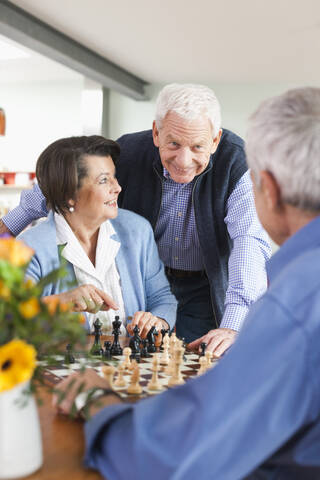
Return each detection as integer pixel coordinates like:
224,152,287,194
54,213,126,334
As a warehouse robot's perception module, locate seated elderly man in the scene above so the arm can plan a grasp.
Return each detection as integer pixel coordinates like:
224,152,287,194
54,87,320,479
18,136,177,336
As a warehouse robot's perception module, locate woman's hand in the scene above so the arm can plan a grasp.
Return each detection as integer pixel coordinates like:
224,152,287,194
127,311,168,338
44,284,118,314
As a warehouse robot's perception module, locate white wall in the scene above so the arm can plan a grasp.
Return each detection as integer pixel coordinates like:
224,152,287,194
0,78,84,172
109,81,314,140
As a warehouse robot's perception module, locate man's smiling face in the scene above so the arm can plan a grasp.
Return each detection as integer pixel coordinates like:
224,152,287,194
153,111,221,184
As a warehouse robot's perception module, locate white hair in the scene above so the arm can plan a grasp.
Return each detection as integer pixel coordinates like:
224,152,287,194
155,83,222,138
246,87,320,212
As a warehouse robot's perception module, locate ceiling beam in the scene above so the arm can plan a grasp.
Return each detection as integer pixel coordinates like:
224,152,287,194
0,0,148,100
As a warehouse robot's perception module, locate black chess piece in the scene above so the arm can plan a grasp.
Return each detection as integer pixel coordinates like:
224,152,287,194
65,343,75,364
140,338,150,358
200,342,207,357
103,341,112,360
147,326,157,353
90,318,103,356
129,325,141,360
110,316,123,355
159,328,167,351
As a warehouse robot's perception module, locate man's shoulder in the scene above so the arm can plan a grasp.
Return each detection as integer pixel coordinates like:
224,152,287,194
269,246,320,314
219,128,245,151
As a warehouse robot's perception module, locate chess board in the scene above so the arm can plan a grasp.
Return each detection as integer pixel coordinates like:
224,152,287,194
42,350,218,400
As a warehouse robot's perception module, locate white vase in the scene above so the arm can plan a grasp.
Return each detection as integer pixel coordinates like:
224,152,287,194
0,380,43,479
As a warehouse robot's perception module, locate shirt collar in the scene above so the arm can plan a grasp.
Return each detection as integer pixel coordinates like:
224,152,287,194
267,215,320,285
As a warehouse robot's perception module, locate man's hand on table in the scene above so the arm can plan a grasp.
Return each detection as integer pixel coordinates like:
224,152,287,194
188,328,237,357
127,311,168,338
53,369,122,418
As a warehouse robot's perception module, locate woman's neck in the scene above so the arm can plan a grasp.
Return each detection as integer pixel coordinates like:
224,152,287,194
63,212,101,266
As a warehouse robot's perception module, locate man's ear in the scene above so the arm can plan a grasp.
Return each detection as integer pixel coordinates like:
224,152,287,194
152,121,160,147
211,129,222,154
260,171,282,210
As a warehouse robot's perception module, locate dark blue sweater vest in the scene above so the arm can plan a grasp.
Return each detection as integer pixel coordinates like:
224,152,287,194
116,129,247,326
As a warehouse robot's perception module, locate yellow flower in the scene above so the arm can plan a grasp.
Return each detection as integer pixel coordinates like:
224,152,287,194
0,280,10,299
24,278,35,289
0,237,34,267
0,340,36,393
19,298,40,319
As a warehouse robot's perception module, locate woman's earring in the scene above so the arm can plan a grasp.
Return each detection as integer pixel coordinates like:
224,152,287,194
69,206,74,213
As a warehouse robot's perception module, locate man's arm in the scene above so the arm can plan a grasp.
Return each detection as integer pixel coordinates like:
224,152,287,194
83,296,315,479
189,171,272,355
1,183,48,236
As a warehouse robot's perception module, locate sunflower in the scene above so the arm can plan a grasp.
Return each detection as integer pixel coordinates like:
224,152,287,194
0,339,37,393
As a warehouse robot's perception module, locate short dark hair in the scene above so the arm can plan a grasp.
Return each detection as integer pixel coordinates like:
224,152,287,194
36,135,120,214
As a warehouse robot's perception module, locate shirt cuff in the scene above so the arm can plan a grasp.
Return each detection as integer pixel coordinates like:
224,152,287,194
220,304,250,331
2,206,33,236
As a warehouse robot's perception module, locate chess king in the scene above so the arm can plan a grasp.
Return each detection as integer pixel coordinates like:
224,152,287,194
0,83,271,356
54,87,320,478
16,136,177,337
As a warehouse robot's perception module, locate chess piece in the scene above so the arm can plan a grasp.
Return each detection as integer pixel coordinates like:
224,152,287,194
129,325,141,359
160,328,167,350
147,353,162,391
90,318,103,356
114,363,127,388
127,361,142,394
110,316,123,355
168,347,185,387
65,343,75,364
198,356,207,375
160,335,170,365
101,365,116,387
103,341,112,360
140,338,150,358
200,342,207,357
205,350,213,368
123,347,132,369
147,326,157,353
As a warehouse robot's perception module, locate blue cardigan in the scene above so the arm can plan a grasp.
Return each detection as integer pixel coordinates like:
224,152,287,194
18,209,177,329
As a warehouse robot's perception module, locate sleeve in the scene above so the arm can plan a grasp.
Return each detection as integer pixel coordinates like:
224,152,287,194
221,170,272,330
144,224,177,329
2,184,48,236
83,295,316,479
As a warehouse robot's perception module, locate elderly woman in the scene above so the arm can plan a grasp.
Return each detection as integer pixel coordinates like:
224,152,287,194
18,135,176,336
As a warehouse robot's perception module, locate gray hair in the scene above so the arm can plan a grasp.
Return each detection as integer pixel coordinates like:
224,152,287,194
155,83,222,138
246,87,320,212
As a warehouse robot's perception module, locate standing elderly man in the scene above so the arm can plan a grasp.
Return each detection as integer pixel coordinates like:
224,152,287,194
0,84,271,354
55,87,320,479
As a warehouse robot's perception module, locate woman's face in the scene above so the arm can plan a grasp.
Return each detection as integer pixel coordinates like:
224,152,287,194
73,155,121,223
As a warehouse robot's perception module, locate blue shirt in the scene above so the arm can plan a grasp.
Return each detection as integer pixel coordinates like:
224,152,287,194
3,170,271,331
83,215,320,479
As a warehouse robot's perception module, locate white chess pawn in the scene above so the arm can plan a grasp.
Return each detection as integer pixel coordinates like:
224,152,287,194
161,336,170,365
123,347,132,370
127,362,142,394
148,353,162,391
114,363,127,388
101,364,116,387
